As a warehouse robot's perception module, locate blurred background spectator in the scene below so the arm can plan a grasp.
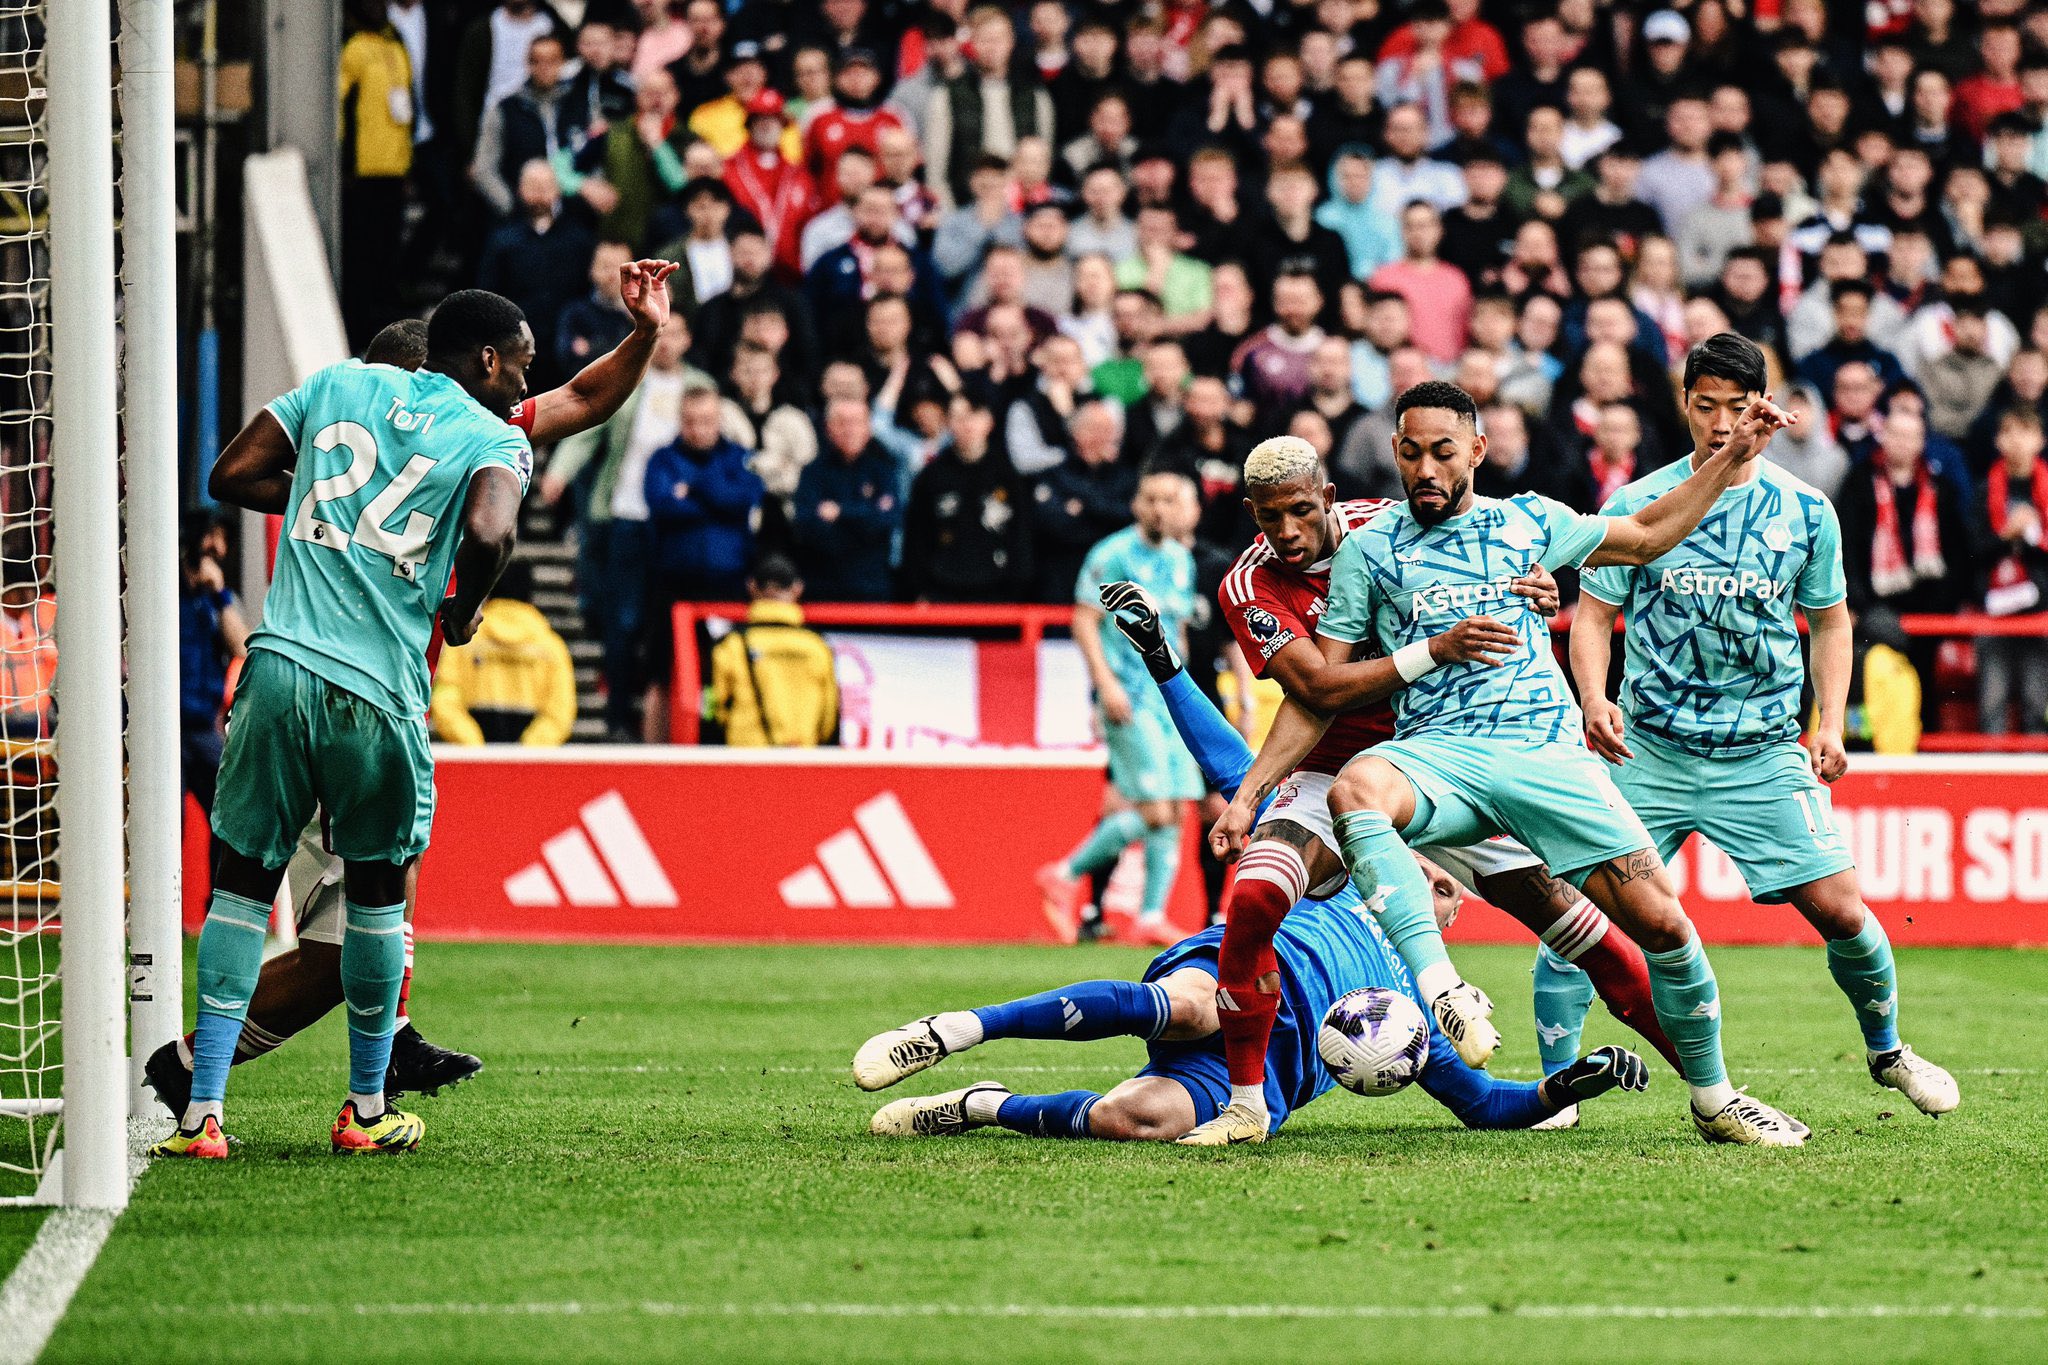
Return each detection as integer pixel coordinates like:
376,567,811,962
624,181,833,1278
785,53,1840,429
327,0,2048,745
430,562,578,746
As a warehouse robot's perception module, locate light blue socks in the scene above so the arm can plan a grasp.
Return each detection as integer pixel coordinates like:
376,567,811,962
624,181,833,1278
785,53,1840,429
341,900,407,1098
189,890,274,1114
1826,912,1902,1052
1532,945,1596,1076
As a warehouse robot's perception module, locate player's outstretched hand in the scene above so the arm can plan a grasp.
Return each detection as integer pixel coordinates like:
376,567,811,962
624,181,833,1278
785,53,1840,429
1583,697,1633,764
439,594,483,647
1509,563,1561,617
620,260,680,332
1720,393,1796,463
1429,615,1519,667
1098,581,1183,684
1209,798,1257,862
1808,729,1849,784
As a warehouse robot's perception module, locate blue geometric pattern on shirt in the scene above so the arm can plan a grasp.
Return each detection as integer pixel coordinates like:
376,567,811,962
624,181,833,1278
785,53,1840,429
1320,493,1608,743
1581,459,1846,757
1075,525,1197,707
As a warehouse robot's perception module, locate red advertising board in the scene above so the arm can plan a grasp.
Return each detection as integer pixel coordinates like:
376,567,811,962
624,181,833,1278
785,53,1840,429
413,749,1209,944
184,752,2048,947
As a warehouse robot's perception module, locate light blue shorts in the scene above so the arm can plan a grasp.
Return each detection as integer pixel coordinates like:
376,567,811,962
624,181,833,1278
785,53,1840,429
1613,730,1855,903
1361,732,1654,884
1104,702,1205,803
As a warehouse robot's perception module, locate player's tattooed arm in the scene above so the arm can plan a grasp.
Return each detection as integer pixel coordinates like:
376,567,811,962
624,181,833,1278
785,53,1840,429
527,260,680,448
1210,699,1330,860
208,410,297,514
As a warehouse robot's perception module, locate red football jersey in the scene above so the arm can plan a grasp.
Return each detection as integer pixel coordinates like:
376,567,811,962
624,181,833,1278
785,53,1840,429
1221,499,1398,776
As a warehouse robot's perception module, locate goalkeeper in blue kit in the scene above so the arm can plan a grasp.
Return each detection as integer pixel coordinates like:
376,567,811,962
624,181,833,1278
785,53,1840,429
1566,333,1957,1115
851,605,1647,1141
154,291,533,1159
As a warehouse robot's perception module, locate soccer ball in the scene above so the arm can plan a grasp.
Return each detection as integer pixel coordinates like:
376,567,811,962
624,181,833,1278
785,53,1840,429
1319,987,1430,1096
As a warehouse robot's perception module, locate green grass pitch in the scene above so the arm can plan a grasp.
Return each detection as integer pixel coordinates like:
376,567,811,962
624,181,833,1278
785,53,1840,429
5,940,2046,1363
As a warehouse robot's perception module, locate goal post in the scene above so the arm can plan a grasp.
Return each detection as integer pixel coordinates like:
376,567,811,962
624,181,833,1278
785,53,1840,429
48,0,133,1209
119,0,188,1117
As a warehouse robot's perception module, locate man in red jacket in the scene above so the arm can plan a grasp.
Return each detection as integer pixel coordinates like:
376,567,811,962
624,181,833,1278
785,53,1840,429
724,89,819,282
804,48,906,188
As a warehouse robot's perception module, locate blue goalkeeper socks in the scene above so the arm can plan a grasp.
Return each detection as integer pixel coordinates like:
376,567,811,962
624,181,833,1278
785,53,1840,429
189,890,275,1111
341,900,407,1097
995,1091,1100,1138
1333,810,1455,997
1140,823,1180,919
1643,935,1731,1096
1826,912,1902,1053
972,979,1173,1043
1532,945,1595,1076
1065,809,1146,877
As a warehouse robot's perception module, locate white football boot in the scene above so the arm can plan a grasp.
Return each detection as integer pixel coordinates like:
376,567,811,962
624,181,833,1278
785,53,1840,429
870,1082,1011,1137
1430,982,1501,1068
1869,1044,1960,1115
1530,1104,1580,1131
853,1016,949,1091
1692,1091,1811,1147
1174,1101,1270,1146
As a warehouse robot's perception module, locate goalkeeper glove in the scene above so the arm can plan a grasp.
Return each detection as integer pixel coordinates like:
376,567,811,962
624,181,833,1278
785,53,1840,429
1098,580,1183,684
1540,1045,1650,1108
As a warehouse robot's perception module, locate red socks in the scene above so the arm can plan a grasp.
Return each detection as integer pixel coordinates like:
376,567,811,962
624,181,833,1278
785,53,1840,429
1216,845,1309,1088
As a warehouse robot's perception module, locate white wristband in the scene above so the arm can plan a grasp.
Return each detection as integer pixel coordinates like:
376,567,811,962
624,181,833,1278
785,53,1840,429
1393,640,1440,683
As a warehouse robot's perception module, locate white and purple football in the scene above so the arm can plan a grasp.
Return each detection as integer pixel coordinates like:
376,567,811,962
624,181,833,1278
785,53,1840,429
1319,987,1431,1096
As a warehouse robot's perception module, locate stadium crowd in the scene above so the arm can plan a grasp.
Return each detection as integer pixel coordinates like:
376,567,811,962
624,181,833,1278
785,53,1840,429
337,0,2048,742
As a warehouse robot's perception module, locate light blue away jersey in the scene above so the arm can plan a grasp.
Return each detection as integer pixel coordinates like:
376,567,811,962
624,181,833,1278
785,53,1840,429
1076,525,1197,706
256,360,532,718
1582,458,1845,757
1319,493,1608,743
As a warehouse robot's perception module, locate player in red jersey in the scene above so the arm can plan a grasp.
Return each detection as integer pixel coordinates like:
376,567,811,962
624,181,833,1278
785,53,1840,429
144,262,679,1119
1182,435,1678,1144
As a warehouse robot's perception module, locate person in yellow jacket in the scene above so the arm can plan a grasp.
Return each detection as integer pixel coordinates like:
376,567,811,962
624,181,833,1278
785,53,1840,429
431,563,579,746
338,0,415,347
708,556,840,747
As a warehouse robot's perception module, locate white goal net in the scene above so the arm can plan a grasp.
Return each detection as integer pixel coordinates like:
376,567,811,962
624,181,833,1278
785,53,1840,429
0,0,63,1201
0,0,182,1208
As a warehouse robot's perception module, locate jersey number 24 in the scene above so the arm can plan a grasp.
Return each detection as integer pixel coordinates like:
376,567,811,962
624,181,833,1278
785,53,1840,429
288,421,438,581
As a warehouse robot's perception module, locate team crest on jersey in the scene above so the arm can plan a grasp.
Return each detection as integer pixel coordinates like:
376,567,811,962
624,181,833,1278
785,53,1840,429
1762,522,1793,553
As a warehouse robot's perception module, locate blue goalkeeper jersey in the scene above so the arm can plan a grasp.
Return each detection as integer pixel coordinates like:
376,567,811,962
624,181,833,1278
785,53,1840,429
1318,493,1609,743
1155,883,1417,1115
1582,458,1846,757
257,360,532,719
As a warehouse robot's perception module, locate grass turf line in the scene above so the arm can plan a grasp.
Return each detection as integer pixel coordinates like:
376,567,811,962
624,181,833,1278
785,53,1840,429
9,941,2045,1364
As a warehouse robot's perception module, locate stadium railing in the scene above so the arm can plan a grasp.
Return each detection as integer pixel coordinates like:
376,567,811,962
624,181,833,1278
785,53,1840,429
667,602,2048,750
